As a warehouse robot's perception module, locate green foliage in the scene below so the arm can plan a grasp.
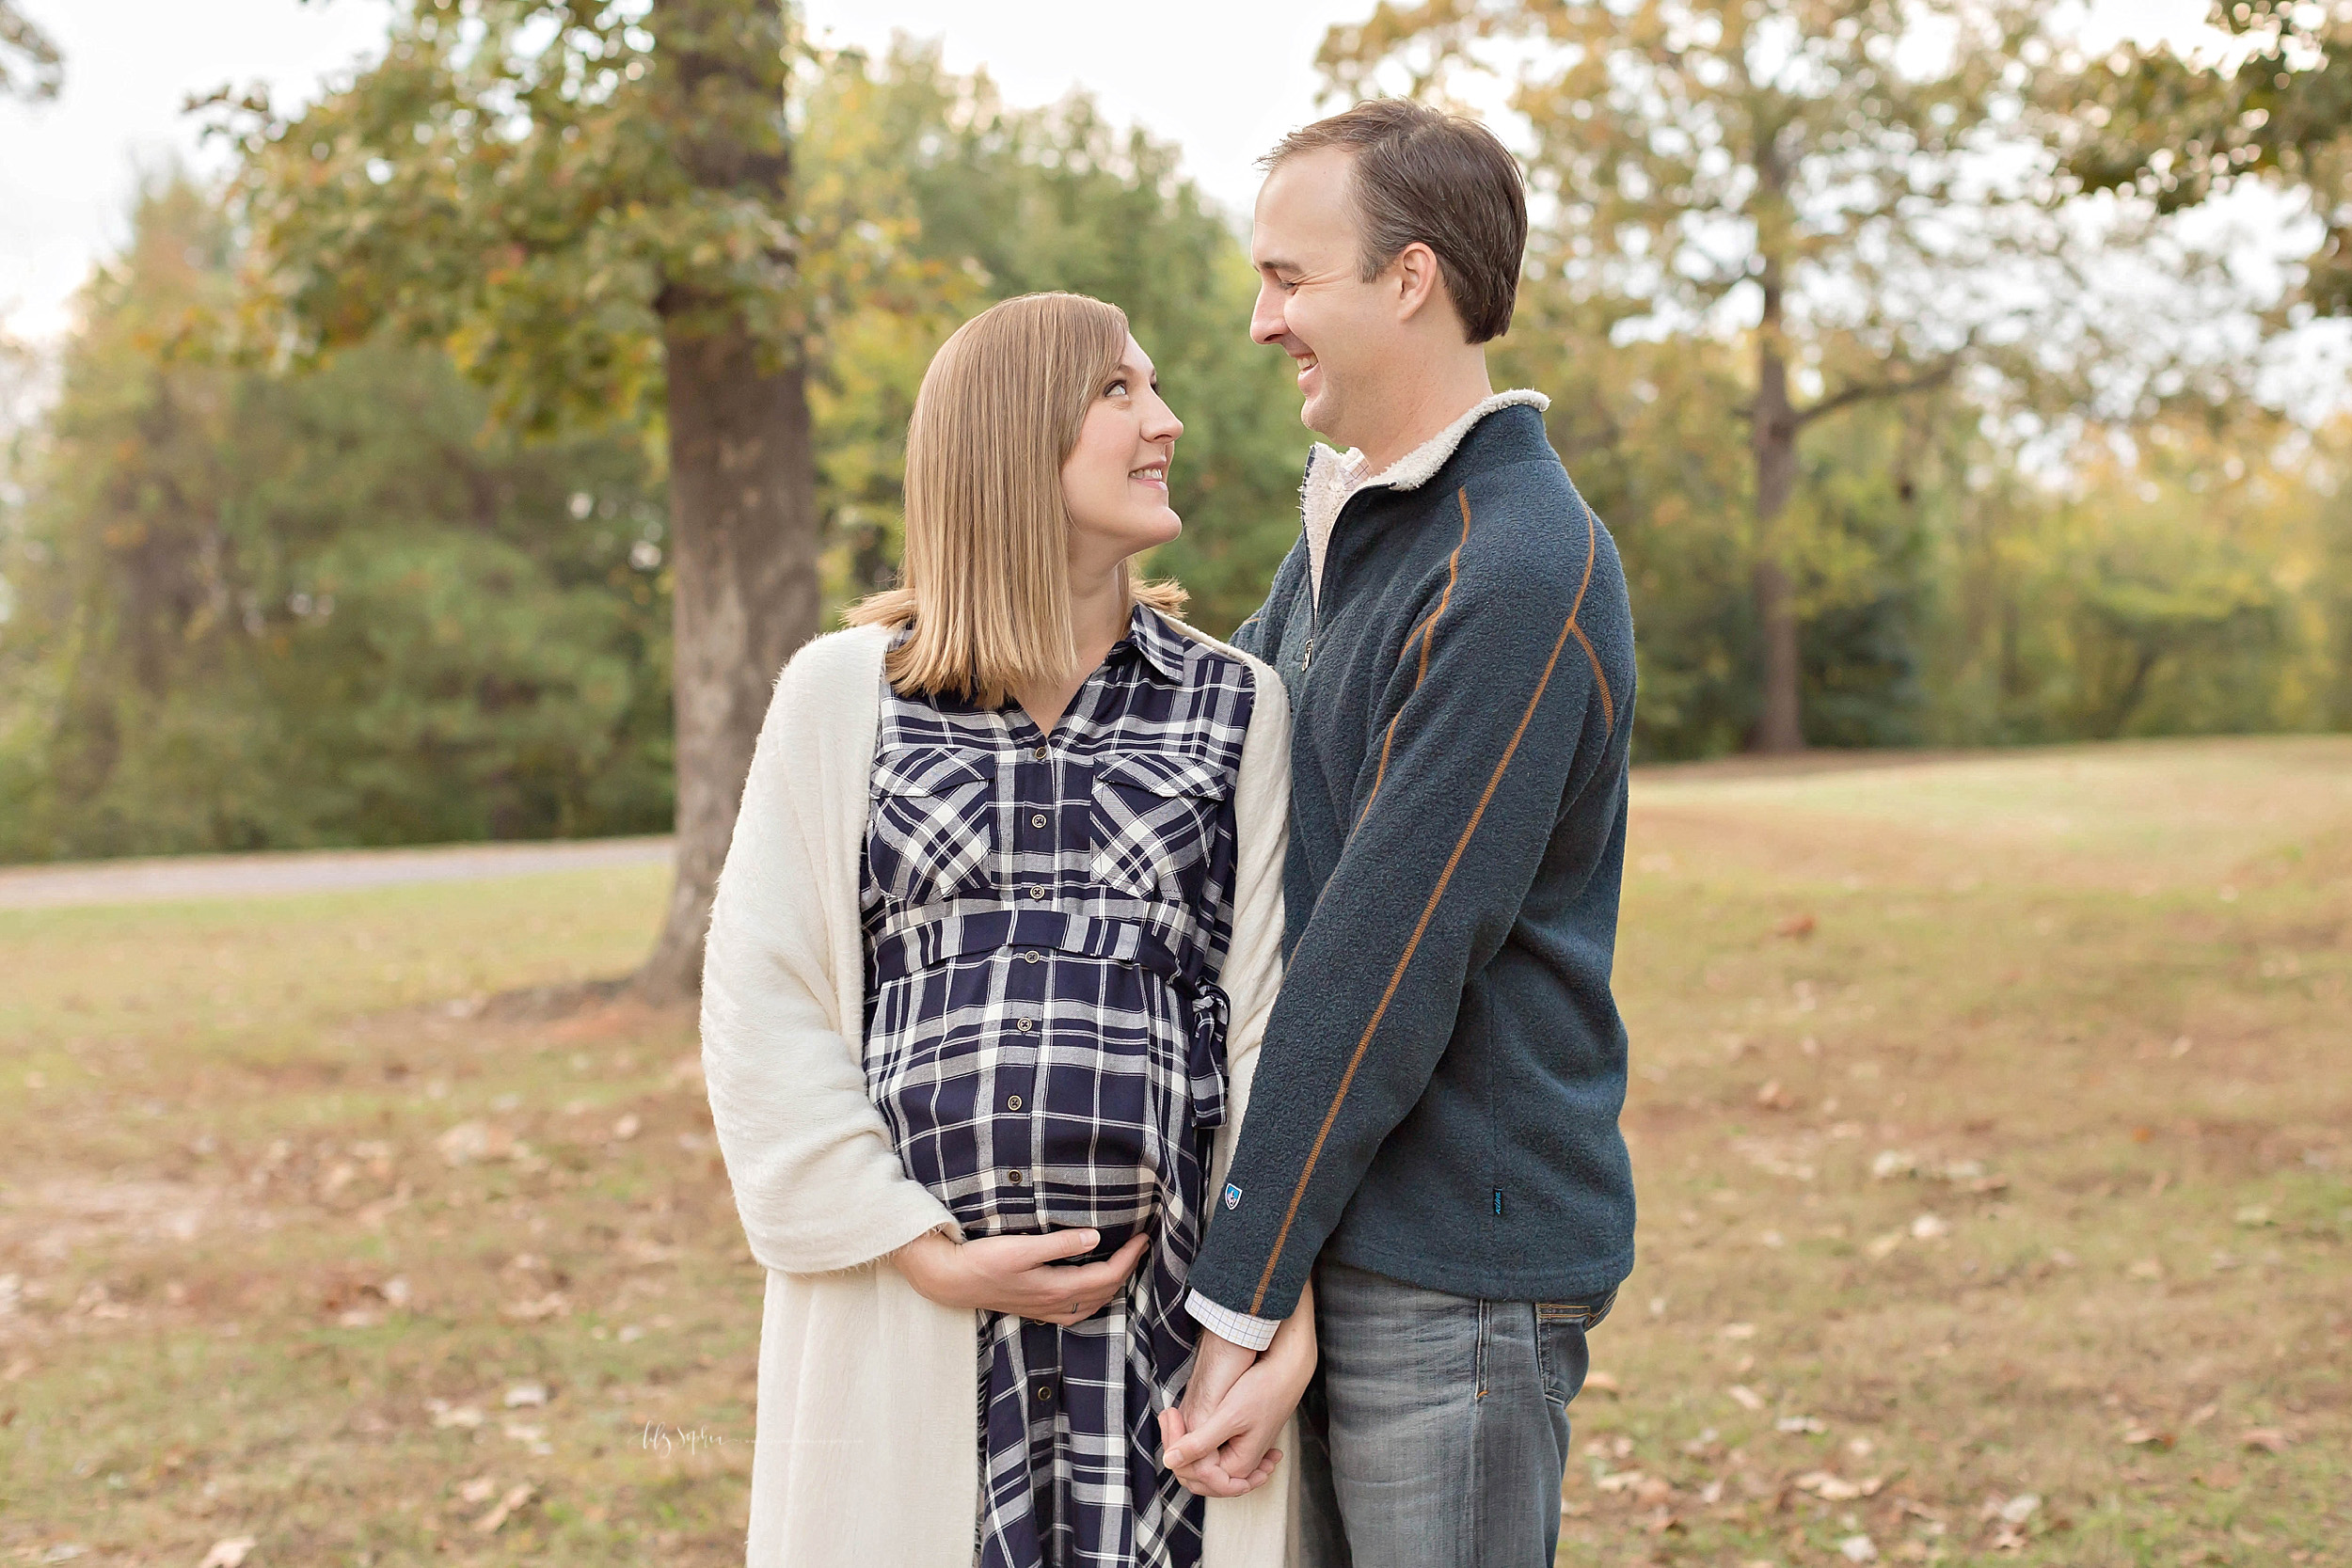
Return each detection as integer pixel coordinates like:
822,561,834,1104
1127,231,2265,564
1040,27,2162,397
213,0,801,438
2058,0,2352,316
0,177,673,861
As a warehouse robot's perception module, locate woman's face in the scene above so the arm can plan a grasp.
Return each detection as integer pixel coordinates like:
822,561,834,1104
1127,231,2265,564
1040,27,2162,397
1060,335,1184,576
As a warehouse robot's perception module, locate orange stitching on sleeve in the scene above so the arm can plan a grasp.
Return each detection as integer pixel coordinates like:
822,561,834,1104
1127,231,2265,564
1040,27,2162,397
1356,489,1473,829
1566,509,1613,732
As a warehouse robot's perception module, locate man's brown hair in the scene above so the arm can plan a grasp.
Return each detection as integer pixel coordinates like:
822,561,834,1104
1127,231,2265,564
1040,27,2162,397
1262,98,1528,344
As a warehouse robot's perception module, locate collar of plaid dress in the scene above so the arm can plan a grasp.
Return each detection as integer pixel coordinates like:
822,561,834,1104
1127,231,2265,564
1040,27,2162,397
1119,597,1192,686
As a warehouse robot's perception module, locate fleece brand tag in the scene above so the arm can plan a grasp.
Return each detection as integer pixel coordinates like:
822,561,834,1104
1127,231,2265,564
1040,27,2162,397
1223,1183,1243,1212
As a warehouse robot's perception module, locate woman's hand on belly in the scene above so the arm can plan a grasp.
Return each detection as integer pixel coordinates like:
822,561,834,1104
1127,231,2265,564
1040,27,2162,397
892,1227,1151,1326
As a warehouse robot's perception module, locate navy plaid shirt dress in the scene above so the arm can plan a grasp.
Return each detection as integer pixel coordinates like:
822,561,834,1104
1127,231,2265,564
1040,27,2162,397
859,602,1257,1568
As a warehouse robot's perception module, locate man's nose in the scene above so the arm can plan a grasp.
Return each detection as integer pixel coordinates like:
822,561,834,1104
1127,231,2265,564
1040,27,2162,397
1249,283,1286,346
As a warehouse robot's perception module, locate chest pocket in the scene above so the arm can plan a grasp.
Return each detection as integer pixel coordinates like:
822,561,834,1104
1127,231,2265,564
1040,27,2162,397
866,745,997,909
1089,750,1232,905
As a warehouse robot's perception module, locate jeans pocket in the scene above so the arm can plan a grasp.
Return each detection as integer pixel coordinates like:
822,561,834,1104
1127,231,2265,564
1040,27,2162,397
1534,1284,1618,1332
1533,1287,1616,1409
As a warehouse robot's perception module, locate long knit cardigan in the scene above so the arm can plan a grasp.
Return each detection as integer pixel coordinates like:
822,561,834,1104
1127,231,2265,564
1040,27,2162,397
700,620,1300,1568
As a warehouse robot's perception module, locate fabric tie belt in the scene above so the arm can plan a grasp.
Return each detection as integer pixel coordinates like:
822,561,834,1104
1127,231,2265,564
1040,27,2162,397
868,908,1229,1129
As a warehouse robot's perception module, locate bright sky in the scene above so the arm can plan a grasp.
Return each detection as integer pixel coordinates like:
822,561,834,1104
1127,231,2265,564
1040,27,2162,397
0,0,2227,349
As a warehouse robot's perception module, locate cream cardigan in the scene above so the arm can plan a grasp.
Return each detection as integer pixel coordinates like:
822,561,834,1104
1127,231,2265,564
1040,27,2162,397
700,620,1299,1567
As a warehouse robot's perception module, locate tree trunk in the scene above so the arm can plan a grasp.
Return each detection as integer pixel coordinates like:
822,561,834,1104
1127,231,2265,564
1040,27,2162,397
636,321,818,1001
1748,301,1805,754
635,0,819,1003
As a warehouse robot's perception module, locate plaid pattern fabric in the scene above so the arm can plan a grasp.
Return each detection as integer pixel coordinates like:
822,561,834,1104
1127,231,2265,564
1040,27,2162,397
859,603,1256,1568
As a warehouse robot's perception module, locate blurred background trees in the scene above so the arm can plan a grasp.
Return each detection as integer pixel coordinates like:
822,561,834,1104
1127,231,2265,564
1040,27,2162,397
1,0,2346,901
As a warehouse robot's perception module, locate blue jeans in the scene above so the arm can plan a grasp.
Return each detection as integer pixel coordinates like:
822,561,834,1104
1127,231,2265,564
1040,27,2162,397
1295,1258,1616,1568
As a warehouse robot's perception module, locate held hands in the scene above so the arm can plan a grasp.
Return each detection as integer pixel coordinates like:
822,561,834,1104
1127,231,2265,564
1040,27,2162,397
893,1227,1149,1325
1157,1282,1318,1498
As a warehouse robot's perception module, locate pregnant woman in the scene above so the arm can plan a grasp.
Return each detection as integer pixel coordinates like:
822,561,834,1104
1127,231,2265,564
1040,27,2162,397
701,291,1311,1567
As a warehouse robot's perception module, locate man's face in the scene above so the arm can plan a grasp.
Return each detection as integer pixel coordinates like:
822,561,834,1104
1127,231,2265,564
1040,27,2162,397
1248,147,1399,448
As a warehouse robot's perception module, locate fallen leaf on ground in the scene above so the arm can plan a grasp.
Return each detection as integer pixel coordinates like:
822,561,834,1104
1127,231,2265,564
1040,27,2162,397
1581,1370,1622,1396
1839,1535,1879,1562
612,1113,643,1140
504,1382,548,1408
457,1476,498,1503
1795,1469,1872,1500
435,1121,516,1165
1721,1322,1758,1340
1755,1080,1796,1110
1726,1385,1765,1411
1775,912,1818,940
198,1541,256,1568
472,1481,536,1533
426,1399,485,1430
500,1291,569,1323
1594,1469,1646,1494
1909,1213,1950,1241
2120,1424,2175,1449
1777,1415,1827,1433
2241,1427,2292,1454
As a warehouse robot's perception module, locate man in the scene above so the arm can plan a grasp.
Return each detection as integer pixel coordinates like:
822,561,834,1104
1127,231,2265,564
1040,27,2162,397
1162,99,1639,1567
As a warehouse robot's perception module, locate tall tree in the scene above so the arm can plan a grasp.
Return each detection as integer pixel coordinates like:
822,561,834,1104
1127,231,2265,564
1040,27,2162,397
220,0,814,999
2056,0,2352,318
1319,0,2051,750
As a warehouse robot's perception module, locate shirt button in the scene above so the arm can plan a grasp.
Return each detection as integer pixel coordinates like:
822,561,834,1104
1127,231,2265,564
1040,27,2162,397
1027,886,1046,900
1015,1019,1034,1033
1032,745,1049,761
1007,1094,1024,1110
1023,950,1042,963
1007,1168,1025,1185
1030,813,1048,829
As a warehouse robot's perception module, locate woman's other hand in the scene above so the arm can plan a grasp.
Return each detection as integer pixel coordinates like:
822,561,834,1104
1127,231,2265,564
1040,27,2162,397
893,1227,1149,1325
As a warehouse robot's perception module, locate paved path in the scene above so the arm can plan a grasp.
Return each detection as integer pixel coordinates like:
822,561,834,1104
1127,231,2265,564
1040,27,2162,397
0,835,675,911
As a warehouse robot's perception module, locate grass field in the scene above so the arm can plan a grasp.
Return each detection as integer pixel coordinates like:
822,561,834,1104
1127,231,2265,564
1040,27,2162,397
3,736,2347,1565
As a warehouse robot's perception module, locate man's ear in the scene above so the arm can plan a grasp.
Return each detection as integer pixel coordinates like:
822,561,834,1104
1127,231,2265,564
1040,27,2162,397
1391,242,1447,324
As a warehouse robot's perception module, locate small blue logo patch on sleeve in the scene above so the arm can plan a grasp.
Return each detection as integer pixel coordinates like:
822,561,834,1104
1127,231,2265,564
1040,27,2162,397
1223,1183,1243,1212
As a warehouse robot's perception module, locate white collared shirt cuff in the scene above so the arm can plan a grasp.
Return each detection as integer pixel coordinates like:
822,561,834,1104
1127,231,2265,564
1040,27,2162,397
1186,1289,1279,1352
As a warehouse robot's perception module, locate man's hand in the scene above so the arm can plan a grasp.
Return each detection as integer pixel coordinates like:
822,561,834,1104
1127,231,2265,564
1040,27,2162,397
1163,1283,1318,1497
892,1227,1148,1324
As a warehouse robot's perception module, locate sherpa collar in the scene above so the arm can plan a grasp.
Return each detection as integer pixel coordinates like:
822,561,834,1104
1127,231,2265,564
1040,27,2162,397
1301,388,1551,603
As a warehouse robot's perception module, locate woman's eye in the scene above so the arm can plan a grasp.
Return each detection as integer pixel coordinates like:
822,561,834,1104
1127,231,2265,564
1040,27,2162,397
1106,378,1129,396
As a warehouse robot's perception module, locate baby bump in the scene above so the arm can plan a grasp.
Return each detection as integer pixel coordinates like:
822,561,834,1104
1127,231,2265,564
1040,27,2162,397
866,956,1196,1251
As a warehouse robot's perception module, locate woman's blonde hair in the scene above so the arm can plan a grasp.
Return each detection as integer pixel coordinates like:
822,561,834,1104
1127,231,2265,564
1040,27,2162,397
847,291,1188,706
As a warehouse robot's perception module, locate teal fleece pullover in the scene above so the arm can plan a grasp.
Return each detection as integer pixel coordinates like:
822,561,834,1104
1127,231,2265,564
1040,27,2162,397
1189,400,1639,1321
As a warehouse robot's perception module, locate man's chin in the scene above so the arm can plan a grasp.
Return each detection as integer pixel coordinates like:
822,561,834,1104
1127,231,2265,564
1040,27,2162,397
1298,388,1343,445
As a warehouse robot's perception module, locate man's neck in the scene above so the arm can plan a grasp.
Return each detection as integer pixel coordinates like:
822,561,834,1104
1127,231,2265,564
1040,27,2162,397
1349,354,1496,475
